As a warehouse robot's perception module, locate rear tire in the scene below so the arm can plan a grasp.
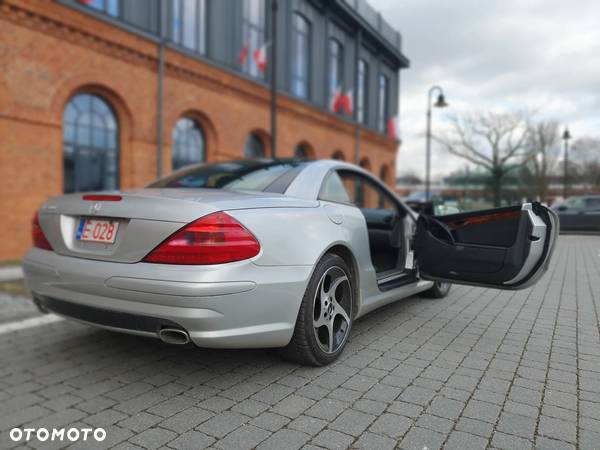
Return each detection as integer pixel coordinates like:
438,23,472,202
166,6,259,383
420,281,451,299
280,253,354,366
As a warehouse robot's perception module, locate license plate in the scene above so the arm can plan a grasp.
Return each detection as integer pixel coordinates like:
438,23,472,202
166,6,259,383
76,218,119,244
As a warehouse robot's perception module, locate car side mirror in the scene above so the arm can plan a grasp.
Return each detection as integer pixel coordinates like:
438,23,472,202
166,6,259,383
557,205,567,211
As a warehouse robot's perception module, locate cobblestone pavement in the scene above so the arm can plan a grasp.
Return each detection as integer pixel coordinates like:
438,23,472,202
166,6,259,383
1,236,600,449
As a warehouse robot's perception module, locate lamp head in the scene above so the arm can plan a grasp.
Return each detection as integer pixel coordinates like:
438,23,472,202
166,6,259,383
562,128,571,141
434,93,448,108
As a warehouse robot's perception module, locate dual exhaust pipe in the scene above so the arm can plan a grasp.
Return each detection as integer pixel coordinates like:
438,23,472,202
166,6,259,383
158,327,190,345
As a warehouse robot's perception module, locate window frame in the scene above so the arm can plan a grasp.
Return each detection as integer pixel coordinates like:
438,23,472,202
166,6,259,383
63,93,120,194
377,73,389,133
318,169,401,214
170,0,208,55
171,117,206,171
290,12,311,99
241,0,267,79
244,133,266,159
328,38,344,107
357,59,369,124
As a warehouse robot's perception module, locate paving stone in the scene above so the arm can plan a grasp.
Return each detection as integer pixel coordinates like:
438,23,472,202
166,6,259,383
118,412,163,433
400,426,446,450
353,432,396,450
311,429,354,450
445,430,488,450
329,409,375,436
491,431,533,450
270,394,315,419
197,412,250,438
455,417,494,439
369,413,412,438
213,424,270,450
496,411,536,439
288,415,328,436
128,428,177,450
249,412,291,432
168,431,215,450
538,415,577,443
256,429,310,450
305,398,349,421
159,407,214,433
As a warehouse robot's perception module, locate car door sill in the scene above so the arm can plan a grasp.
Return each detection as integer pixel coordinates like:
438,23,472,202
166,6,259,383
377,271,418,292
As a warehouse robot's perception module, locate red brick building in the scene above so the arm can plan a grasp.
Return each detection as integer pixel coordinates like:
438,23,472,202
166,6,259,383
0,0,408,261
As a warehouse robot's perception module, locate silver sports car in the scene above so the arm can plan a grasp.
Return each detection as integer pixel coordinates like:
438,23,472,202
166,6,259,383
24,159,558,365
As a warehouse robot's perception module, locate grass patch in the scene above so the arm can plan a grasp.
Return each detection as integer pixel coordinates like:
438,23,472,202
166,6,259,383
0,279,30,298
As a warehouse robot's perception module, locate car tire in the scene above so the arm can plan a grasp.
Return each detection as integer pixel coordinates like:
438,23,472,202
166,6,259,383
281,253,354,366
420,281,451,299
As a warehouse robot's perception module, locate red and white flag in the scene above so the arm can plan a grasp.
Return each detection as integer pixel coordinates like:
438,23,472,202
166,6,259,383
330,86,342,113
341,89,353,115
387,116,399,139
239,43,250,66
253,42,270,72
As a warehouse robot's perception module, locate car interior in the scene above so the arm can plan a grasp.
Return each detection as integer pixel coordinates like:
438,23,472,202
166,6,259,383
415,204,551,286
322,170,411,286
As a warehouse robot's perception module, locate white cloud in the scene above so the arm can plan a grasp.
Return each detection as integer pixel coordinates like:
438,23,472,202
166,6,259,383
369,0,600,179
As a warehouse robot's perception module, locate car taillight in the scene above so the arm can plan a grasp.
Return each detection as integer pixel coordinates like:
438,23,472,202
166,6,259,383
32,212,53,251
143,212,260,265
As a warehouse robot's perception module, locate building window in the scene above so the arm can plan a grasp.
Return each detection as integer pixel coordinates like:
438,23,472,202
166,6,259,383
357,59,368,124
378,74,389,133
290,13,310,99
328,38,344,107
63,93,119,193
294,144,312,159
79,0,119,17
245,133,265,159
171,0,207,54
332,150,345,161
242,0,266,78
172,118,205,170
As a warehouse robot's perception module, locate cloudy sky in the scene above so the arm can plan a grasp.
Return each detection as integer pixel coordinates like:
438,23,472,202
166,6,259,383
369,0,600,180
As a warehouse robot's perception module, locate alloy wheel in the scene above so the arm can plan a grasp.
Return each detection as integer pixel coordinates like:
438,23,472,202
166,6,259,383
312,266,352,354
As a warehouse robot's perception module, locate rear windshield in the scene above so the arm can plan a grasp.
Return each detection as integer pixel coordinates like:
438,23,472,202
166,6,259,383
147,160,306,193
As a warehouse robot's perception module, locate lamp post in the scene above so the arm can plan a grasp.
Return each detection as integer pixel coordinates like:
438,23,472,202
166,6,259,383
562,127,571,199
425,86,448,201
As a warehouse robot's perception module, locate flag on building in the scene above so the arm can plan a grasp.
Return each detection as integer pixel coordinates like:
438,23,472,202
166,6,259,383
239,44,249,66
253,42,270,72
341,89,353,115
387,116,398,139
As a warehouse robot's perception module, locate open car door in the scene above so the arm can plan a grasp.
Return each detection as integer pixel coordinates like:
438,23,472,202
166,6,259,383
414,203,558,290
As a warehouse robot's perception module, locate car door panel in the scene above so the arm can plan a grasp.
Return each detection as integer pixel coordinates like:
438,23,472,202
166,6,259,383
415,203,557,290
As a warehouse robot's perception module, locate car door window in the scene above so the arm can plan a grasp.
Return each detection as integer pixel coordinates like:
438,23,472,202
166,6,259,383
564,197,585,209
337,171,397,212
585,198,600,209
319,171,351,204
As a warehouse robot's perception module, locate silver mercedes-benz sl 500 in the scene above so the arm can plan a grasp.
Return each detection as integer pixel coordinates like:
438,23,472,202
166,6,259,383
24,159,558,365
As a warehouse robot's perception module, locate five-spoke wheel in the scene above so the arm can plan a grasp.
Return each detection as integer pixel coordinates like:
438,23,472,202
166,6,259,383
312,266,352,354
282,253,354,365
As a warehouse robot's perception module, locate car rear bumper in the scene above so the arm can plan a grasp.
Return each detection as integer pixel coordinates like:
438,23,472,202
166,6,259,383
23,248,313,348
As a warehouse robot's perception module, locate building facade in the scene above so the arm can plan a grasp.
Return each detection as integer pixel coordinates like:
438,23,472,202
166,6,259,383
0,0,408,260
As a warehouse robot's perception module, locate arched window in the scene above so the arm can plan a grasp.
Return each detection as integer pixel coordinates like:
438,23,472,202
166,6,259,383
380,165,390,185
294,144,312,160
245,133,265,159
290,13,310,98
328,38,344,110
172,117,205,170
332,150,345,161
63,93,119,193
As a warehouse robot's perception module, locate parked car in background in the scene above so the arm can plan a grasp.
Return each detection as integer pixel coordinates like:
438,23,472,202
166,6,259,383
402,191,460,216
551,195,600,231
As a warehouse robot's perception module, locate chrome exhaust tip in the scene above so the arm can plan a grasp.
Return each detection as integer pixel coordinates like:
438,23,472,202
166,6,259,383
158,327,190,345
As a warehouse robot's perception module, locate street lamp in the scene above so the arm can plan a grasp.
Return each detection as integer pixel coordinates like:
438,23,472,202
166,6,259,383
562,127,571,199
425,86,448,202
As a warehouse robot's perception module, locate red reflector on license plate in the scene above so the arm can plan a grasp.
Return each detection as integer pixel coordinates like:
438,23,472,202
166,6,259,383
76,218,119,244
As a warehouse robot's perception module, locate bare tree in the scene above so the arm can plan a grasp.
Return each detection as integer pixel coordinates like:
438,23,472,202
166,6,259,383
571,137,600,189
525,120,560,201
436,111,531,206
